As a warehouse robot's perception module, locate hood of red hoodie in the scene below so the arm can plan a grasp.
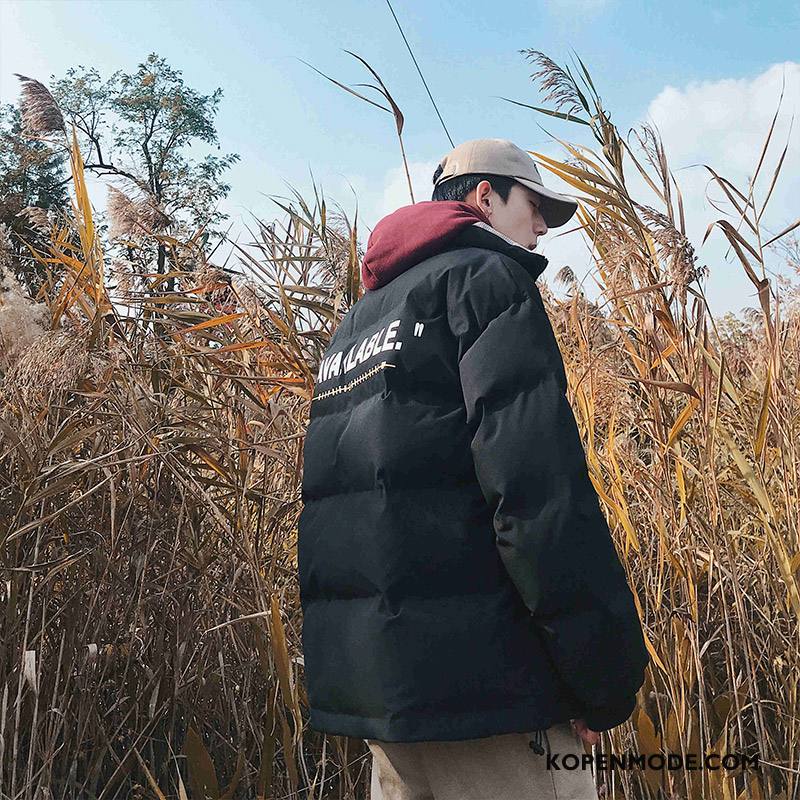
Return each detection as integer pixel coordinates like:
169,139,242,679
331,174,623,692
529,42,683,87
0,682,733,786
361,201,495,291
360,201,549,290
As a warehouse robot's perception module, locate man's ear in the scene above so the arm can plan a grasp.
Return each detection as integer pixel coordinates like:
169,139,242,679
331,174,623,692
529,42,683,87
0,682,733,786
474,180,494,217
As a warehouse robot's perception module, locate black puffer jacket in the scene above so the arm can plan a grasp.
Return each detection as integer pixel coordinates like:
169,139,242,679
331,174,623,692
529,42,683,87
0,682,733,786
298,201,649,743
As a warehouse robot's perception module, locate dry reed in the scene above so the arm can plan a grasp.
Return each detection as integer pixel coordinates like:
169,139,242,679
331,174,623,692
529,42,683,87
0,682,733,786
0,53,798,800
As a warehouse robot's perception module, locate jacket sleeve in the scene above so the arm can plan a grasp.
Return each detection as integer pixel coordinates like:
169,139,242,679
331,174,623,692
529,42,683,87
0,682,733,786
452,257,649,732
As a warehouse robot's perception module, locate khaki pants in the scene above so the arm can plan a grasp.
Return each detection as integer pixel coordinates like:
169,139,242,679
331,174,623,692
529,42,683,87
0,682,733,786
366,722,598,800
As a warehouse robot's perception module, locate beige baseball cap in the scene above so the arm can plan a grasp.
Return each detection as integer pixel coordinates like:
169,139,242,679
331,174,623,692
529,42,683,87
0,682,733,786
434,138,578,228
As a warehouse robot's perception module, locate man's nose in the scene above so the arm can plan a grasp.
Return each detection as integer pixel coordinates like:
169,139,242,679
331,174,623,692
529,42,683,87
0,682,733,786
535,216,548,236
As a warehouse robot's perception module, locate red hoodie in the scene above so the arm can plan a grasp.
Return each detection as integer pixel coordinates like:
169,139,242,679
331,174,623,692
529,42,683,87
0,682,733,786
361,201,491,291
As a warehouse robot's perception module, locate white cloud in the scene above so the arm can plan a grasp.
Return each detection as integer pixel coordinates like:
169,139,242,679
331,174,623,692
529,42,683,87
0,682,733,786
341,160,438,238
642,62,800,236
640,62,800,313
374,159,440,225
537,63,800,314
645,63,799,176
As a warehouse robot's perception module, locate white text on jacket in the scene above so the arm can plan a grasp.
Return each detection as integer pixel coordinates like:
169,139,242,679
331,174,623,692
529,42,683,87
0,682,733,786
316,319,403,384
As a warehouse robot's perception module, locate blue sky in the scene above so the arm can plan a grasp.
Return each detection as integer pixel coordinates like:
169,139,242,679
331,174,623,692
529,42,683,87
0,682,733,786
1,0,799,315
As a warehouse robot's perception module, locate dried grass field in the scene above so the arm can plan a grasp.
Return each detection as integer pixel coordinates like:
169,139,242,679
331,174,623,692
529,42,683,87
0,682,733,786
1,53,798,799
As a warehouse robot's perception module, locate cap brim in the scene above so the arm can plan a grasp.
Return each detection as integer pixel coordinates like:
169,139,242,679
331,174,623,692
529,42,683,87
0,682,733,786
515,177,578,228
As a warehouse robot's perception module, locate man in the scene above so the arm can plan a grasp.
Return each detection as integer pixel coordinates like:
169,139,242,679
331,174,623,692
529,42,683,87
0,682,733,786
298,139,649,799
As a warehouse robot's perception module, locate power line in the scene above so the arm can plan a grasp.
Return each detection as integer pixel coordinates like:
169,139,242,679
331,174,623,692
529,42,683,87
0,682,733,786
385,0,455,148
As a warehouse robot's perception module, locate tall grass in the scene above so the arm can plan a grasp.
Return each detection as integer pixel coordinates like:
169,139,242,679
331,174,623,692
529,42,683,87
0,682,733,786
0,53,798,799
519,51,799,800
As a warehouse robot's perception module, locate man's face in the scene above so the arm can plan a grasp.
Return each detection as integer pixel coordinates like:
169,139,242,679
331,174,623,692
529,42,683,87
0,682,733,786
468,180,549,250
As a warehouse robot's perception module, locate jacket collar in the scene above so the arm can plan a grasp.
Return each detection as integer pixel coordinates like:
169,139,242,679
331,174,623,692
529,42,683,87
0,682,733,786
451,222,549,282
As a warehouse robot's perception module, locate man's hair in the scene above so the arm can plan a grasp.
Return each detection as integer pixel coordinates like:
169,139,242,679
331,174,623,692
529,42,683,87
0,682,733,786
431,164,516,203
